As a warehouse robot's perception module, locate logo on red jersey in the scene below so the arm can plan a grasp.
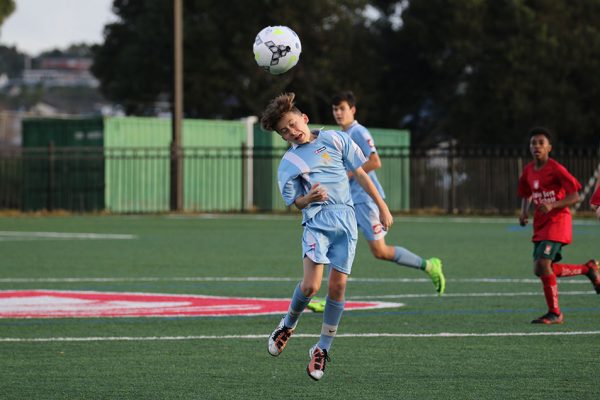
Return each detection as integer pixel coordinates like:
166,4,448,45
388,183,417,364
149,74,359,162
533,180,540,190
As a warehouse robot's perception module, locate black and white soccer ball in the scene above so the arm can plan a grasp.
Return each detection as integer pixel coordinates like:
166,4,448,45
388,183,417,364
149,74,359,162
253,26,302,75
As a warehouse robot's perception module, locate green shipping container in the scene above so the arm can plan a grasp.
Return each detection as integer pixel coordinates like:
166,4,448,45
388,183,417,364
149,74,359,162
21,117,104,212
252,124,288,211
103,117,247,213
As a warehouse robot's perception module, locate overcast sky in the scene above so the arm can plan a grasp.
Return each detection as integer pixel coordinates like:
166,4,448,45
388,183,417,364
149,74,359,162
0,0,116,56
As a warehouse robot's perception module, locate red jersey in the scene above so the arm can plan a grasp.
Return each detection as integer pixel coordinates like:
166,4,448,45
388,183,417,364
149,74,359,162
591,184,600,207
517,158,582,244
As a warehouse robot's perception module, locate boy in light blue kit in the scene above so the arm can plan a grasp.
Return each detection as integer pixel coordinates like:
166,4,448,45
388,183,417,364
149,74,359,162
327,91,444,296
261,93,393,381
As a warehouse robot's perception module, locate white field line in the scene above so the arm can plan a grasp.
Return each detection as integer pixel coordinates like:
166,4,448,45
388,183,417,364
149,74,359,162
0,231,137,240
350,290,595,299
0,276,591,284
2,331,600,343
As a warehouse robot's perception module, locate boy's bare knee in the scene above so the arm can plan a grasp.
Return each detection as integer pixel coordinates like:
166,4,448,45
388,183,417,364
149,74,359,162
371,248,387,260
328,282,346,300
533,259,552,277
301,283,320,298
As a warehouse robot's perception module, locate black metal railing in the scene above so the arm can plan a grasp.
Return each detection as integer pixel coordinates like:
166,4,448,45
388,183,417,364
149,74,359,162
1,144,598,214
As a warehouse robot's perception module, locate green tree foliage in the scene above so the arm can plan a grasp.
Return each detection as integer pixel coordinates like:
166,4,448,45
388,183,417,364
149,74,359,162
92,0,377,120
92,0,600,145
40,43,94,58
0,0,15,28
0,45,24,77
378,0,600,145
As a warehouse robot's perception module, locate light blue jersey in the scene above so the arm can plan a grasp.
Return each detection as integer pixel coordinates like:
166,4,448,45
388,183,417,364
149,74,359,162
277,129,367,224
344,121,385,204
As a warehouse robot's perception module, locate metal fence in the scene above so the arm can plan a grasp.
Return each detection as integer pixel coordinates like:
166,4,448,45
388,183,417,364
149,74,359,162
404,145,600,213
1,144,599,214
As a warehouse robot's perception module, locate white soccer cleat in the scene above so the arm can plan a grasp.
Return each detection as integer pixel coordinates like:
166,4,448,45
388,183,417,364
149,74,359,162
306,345,330,381
268,317,294,356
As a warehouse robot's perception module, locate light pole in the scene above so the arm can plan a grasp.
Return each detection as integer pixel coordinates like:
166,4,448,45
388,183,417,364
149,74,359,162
171,0,183,211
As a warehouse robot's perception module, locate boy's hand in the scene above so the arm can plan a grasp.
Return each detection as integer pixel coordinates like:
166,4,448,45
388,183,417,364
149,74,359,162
293,183,327,210
379,205,393,231
539,202,554,214
519,213,528,226
307,183,328,202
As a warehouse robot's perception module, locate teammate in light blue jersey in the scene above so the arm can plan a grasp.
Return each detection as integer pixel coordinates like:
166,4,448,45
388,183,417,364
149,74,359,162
262,93,393,381
327,91,445,296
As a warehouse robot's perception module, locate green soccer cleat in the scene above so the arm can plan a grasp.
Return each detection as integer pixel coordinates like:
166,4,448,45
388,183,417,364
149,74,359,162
425,258,446,295
307,297,326,313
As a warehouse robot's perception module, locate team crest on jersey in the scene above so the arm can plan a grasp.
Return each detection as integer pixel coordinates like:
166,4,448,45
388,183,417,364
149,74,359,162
533,180,539,190
367,138,374,148
321,152,331,163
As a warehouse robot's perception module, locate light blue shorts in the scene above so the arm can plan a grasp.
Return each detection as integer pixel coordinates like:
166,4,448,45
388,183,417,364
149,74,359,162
355,201,387,241
302,205,358,275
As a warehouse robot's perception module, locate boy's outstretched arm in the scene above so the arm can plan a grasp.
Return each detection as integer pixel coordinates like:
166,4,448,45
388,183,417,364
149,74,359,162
352,167,393,230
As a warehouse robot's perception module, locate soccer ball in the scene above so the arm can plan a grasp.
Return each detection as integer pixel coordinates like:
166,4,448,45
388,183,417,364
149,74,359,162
253,26,302,75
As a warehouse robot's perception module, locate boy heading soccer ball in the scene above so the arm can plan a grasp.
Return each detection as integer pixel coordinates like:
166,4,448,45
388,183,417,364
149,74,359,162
261,93,392,380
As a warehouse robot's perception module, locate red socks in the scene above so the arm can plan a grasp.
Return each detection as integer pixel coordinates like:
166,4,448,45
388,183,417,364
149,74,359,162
540,262,590,316
552,263,589,277
540,274,560,315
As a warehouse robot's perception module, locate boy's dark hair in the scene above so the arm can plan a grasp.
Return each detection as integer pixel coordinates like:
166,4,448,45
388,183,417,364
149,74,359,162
261,92,301,132
331,90,356,108
528,127,553,143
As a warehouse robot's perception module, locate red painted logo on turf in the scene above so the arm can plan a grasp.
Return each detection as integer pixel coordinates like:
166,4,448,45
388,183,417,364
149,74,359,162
0,290,403,318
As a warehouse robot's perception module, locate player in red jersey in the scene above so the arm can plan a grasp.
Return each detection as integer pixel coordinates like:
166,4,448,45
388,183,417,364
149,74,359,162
591,179,600,220
518,127,600,324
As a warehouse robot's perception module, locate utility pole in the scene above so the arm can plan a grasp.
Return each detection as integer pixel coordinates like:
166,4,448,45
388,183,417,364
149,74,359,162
170,0,184,211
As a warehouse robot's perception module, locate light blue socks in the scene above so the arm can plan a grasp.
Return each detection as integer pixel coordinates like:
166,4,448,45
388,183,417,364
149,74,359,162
317,296,345,351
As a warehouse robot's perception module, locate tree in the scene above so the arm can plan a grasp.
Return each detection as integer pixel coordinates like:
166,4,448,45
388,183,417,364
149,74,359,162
92,0,600,145
92,0,378,121
0,45,24,78
39,43,94,58
376,0,600,145
0,0,15,28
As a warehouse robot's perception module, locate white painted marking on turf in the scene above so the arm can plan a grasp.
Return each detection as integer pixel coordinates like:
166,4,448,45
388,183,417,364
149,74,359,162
0,231,137,240
0,276,591,284
0,277,302,283
1,331,600,342
349,291,595,299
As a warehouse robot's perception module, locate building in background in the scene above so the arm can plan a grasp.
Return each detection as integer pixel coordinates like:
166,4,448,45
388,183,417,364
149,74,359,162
21,56,99,88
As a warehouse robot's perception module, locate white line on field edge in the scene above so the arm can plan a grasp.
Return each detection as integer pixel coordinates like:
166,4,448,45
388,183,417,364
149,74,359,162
0,276,591,284
2,331,600,343
349,290,596,299
0,231,137,240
